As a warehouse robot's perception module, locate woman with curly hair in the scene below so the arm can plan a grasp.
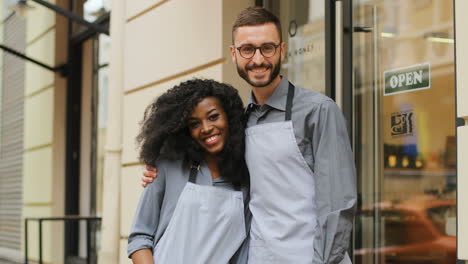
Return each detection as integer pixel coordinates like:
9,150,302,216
128,79,249,264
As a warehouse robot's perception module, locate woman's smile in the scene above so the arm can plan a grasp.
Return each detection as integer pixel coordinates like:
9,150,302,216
204,134,221,145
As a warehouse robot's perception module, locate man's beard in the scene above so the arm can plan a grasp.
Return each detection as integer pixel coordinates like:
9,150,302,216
236,58,281,88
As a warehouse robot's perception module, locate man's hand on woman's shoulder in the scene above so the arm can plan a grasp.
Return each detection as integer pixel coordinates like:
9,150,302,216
141,165,157,187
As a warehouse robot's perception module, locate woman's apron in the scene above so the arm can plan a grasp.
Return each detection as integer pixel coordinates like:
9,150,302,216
245,83,317,263
153,165,246,264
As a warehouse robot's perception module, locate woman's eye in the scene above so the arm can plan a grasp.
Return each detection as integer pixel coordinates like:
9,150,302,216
188,122,200,129
208,113,220,121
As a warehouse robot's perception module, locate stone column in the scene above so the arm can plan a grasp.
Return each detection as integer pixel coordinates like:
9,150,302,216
97,0,125,263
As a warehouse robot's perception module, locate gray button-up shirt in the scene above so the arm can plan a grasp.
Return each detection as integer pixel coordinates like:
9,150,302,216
246,76,356,264
127,158,249,259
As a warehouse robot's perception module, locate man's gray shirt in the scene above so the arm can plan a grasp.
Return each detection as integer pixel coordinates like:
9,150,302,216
246,76,357,264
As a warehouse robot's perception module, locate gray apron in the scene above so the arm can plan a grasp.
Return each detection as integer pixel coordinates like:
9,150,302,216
153,165,246,264
245,83,317,263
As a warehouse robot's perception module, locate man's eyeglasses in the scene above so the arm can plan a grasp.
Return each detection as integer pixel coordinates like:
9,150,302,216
236,43,281,59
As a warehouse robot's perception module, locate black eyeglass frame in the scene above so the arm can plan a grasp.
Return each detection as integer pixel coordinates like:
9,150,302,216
235,43,281,59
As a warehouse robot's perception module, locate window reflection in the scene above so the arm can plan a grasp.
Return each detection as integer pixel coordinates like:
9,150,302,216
353,0,456,263
356,197,456,263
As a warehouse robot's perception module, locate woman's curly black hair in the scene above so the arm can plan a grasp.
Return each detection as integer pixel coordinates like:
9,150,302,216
137,79,248,185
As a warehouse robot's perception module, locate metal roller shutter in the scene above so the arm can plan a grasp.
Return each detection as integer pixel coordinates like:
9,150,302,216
0,14,25,252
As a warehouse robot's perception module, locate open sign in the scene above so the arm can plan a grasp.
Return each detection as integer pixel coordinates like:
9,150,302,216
384,63,431,96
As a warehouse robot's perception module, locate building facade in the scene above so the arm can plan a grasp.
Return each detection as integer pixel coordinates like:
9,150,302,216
0,0,467,263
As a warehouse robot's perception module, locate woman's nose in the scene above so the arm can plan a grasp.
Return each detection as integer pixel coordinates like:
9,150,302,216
201,122,213,133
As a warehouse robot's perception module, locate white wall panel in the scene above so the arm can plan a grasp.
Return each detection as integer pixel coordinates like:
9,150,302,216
456,1,468,259
26,0,56,43
456,0,468,117
119,239,133,264
120,166,145,237
24,88,53,149
458,125,468,260
125,0,165,21
124,0,222,92
25,29,55,66
23,147,52,203
25,29,55,95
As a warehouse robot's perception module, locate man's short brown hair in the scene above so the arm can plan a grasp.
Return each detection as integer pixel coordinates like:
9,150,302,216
232,7,282,43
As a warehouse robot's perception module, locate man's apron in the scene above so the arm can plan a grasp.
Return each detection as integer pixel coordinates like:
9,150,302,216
245,83,317,263
152,165,246,264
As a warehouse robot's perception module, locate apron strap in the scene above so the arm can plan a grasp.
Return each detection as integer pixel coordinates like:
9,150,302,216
189,163,242,191
242,103,254,127
243,82,295,123
189,164,199,183
285,82,295,121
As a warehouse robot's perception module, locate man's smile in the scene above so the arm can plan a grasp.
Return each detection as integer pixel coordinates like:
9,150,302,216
251,67,268,73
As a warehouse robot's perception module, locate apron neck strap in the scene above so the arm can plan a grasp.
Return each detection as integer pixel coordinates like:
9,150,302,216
243,82,295,123
285,82,295,121
189,164,199,183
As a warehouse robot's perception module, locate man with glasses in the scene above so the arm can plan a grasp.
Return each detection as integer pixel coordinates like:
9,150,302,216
142,7,356,264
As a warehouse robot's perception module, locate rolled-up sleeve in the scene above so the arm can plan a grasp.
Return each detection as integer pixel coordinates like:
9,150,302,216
127,162,166,258
311,101,357,264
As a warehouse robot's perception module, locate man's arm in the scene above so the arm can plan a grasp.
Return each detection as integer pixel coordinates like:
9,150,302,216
311,100,357,264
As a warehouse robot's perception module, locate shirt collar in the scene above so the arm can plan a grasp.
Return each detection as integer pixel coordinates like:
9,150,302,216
246,76,289,112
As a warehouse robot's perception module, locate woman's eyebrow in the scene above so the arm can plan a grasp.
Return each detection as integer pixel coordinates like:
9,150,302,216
206,108,217,115
188,108,217,120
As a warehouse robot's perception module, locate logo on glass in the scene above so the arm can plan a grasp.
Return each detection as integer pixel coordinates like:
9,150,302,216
391,111,414,137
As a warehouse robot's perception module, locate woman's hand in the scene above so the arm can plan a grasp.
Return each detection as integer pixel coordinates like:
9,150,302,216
141,165,157,187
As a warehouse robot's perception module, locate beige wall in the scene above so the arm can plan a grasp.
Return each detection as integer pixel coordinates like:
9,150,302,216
22,0,67,263
101,1,253,262
0,0,3,141
456,0,468,261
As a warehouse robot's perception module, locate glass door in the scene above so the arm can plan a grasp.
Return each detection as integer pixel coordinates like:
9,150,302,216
353,1,456,263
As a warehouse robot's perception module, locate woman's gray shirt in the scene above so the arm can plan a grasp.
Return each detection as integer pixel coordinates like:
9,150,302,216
127,158,250,259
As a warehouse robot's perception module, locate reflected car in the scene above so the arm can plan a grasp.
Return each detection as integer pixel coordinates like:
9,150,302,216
354,197,456,264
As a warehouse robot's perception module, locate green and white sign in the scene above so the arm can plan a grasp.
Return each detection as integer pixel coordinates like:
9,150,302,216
383,63,431,96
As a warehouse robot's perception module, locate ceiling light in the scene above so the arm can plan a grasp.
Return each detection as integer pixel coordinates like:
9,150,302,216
381,32,396,38
424,32,454,44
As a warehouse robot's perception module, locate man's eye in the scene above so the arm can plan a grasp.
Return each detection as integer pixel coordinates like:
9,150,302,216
241,46,255,54
208,113,220,121
261,45,274,53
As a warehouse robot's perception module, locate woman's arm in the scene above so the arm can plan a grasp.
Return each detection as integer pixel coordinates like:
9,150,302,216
128,161,166,258
131,248,153,264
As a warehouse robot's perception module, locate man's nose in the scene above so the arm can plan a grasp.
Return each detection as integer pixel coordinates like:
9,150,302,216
251,49,265,64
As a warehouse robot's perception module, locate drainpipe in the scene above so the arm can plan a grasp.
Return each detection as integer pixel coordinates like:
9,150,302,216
97,0,125,263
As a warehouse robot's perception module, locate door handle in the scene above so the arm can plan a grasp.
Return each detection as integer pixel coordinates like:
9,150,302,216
354,26,373,33
335,0,343,109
